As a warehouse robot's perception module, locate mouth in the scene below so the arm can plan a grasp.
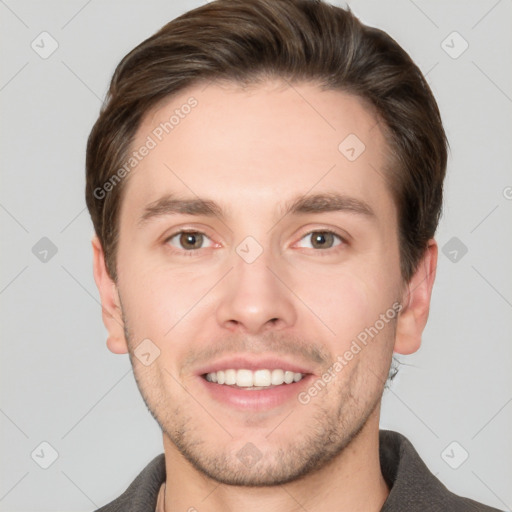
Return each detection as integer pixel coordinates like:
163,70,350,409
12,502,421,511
202,368,305,389
197,366,315,410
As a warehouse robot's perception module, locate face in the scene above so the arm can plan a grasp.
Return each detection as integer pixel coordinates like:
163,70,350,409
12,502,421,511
108,80,407,485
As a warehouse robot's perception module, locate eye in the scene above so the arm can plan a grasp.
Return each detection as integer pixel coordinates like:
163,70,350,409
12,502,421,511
165,231,214,251
296,230,344,250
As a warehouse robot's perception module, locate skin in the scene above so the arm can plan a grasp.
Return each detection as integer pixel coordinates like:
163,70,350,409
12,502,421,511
92,80,437,512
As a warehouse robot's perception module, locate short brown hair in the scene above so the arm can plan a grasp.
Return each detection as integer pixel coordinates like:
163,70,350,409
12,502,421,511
86,0,447,283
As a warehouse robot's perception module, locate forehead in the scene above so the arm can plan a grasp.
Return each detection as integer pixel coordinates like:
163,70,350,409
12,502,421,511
120,80,395,226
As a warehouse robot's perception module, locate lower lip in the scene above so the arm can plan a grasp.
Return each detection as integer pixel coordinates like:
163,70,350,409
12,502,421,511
197,374,314,411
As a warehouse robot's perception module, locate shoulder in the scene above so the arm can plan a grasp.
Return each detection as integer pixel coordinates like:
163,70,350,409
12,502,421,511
93,453,166,512
379,430,503,512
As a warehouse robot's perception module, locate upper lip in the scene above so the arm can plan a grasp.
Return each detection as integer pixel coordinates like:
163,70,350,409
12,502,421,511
195,355,316,376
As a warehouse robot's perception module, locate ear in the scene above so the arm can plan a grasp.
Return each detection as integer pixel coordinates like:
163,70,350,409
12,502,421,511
394,239,438,355
91,235,128,354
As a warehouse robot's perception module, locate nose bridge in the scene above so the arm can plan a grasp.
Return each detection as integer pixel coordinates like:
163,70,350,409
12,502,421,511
234,239,277,293
214,235,297,333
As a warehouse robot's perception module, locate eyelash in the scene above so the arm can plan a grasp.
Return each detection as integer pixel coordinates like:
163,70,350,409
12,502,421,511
163,229,347,256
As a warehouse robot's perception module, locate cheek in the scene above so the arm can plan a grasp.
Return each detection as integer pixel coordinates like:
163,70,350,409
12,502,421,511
291,263,396,343
118,257,214,341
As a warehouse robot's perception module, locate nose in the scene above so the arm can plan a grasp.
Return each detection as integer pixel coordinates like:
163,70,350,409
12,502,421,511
215,246,297,335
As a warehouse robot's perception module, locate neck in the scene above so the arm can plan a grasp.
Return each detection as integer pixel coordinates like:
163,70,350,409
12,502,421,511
161,411,389,512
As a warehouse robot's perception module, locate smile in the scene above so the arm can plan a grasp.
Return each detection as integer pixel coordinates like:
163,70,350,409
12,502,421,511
204,368,304,388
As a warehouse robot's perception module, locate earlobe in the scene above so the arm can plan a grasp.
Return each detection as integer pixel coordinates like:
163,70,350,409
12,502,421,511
91,235,128,355
394,239,438,355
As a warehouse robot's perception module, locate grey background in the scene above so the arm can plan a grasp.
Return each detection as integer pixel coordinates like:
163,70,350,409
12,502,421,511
1,0,511,511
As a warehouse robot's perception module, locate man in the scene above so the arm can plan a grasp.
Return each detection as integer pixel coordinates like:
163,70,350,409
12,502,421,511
85,0,502,510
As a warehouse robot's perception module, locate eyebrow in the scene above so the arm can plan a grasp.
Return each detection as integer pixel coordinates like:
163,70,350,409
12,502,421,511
137,192,375,227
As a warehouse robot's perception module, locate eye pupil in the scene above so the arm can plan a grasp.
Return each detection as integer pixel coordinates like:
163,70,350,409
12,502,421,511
311,232,333,249
180,232,202,249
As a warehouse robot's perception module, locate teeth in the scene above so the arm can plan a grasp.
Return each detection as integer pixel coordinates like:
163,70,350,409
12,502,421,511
205,369,304,387
225,369,236,385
